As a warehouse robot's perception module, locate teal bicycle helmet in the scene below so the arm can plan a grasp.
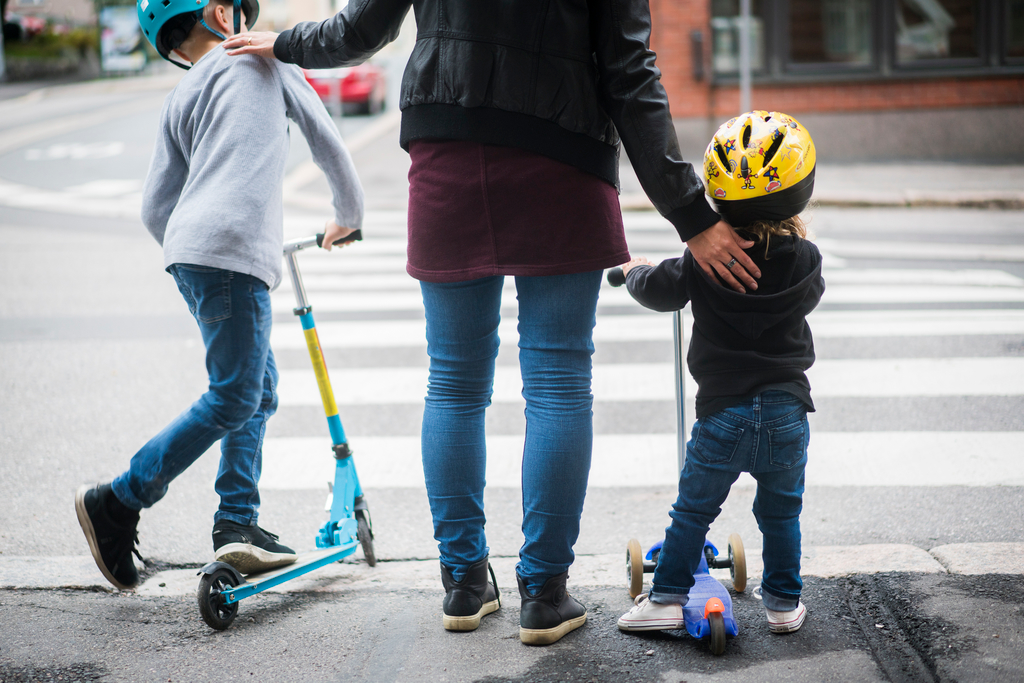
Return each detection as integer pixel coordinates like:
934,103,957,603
137,0,259,68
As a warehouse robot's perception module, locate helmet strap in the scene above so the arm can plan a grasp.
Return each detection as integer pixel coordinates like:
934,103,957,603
195,8,227,41
234,0,241,35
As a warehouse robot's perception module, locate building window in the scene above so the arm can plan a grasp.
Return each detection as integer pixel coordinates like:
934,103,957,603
1008,0,1024,59
895,0,980,62
708,0,1019,81
790,0,873,65
711,0,766,74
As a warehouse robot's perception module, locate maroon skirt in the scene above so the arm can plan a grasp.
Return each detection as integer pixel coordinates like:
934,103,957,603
406,140,629,283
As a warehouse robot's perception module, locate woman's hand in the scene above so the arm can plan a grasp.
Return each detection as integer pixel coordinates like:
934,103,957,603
622,256,654,277
685,220,760,293
222,31,280,58
321,221,357,251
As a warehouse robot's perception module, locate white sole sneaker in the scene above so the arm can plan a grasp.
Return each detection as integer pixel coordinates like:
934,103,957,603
617,595,686,632
766,602,807,634
215,543,297,575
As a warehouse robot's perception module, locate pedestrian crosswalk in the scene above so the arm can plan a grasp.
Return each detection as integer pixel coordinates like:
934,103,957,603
261,209,1024,493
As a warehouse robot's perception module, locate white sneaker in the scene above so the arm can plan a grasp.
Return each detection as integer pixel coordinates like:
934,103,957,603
766,602,806,634
617,594,685,632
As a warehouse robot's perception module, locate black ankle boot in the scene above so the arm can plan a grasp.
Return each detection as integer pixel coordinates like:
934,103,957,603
440,556,500,631
517,571,587,645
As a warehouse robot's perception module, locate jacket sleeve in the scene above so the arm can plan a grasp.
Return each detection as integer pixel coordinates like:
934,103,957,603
589,0,721,243
273,0,411,68
140,97,187,246
280,64,365,231
625,258,691,312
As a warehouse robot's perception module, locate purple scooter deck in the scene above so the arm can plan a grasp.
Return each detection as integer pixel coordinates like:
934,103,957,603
648,540,739,640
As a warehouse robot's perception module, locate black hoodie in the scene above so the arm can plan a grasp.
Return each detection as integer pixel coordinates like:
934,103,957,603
625,234,825,418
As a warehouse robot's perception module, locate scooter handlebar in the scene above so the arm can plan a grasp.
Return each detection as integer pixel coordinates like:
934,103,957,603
607,267,626,288
316,229,363,248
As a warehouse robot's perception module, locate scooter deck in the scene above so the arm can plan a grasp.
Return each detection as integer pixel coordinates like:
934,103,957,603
223,543,359,603
682,551,739,640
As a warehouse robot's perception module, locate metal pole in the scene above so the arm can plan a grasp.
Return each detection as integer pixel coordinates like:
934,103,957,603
739,0,751,114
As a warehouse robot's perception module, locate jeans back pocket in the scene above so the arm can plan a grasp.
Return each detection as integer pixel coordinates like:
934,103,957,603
767,417,808,469
692,414,744,465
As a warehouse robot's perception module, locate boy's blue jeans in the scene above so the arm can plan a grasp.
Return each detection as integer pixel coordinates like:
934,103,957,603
651,390,808,612
112,264,278,526
419,272,601,591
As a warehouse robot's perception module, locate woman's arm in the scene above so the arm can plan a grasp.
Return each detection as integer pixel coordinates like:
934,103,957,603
589,0,759,293
223,0,411,68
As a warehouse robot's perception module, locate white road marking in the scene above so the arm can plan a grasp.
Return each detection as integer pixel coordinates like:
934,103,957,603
258,432,1024,489
269,309,1024,350
274,357,1024,407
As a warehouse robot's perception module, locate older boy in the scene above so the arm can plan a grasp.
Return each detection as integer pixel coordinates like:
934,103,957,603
75,0,364,589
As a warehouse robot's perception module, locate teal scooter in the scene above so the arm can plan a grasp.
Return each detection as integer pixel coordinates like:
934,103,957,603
196,231,374,630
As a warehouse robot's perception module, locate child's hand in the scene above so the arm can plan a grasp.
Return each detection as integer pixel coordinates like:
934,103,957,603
321,221,356,252
622,256,654,277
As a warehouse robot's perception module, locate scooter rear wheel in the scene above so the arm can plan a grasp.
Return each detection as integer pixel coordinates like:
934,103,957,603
197,568,239,630
708,611,727,655
728,533,747,593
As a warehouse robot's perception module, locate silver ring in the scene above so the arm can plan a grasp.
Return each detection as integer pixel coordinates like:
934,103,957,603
725,258,737,270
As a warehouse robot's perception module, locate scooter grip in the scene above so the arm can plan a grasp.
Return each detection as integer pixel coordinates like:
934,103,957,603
316,229,363,248
607,267,626,288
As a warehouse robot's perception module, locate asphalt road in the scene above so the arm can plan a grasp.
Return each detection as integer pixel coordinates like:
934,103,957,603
0,66,1023,682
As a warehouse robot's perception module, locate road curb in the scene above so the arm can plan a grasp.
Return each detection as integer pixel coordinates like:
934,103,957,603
618,192,1024,212
3,543,1022,593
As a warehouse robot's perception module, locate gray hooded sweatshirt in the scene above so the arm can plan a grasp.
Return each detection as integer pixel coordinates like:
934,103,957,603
142,47,364,290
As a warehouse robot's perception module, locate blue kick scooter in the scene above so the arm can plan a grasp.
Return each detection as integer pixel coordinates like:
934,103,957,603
608,266,746,656
196,231,374,630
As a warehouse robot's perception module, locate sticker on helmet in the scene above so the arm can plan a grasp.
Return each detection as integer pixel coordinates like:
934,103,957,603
714,188,727,198
765,166,780,182
724,138,736,154
765,180,781,193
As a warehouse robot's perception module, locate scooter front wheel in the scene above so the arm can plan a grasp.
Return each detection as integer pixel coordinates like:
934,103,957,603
626,538,644,598
197,568,239,630
728,533,746,593
357,516,376,567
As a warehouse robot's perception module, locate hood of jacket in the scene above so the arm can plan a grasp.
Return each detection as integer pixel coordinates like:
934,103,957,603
691,235,824,342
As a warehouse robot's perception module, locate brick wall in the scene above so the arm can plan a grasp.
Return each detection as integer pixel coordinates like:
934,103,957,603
649,0,1024,119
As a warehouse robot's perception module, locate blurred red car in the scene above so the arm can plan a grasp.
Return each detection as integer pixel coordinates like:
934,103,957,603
303,64,387,116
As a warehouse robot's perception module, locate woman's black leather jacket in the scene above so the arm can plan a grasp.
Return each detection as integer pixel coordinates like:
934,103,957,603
273,0,720,241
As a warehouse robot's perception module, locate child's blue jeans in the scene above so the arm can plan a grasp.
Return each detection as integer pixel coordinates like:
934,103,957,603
650,390,808,612
112,264,277,526
419,272,601,592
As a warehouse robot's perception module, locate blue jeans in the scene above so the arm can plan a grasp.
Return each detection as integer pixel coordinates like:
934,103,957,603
112,265,278,525
651,391,808,612
419,272,602,591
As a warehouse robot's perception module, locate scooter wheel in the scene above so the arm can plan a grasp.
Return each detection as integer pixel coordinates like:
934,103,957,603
708,611,727,656
197,568,239,630
357,516,377,567
728,533,747,593
627,538,644,599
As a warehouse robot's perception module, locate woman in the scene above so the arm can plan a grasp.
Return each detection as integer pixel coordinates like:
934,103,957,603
223,0,760,646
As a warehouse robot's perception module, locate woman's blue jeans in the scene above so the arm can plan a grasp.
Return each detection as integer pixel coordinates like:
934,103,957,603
112,265,278,525
651,391,809,612
420,272,602,591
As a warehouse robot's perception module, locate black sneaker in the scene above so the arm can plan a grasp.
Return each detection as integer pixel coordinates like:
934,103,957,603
75,483,142,590
518,571,587,645
441,556,501,631
212,519,297,574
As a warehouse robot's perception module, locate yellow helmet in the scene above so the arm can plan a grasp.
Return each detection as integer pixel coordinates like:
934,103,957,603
703,111,816,227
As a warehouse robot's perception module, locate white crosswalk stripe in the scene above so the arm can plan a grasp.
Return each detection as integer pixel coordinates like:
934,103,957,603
261,212,1024,490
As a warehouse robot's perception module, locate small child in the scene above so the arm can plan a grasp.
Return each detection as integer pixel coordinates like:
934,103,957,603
75,0,364,590
616,111,823,635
